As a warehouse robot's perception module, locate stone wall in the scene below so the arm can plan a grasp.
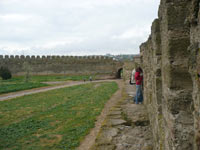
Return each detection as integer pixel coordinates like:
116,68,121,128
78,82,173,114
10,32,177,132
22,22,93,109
133,55,141,64
188,1,200,149
122,56,142,81
140,0,200,149
0,55,123,78
123,61,136,81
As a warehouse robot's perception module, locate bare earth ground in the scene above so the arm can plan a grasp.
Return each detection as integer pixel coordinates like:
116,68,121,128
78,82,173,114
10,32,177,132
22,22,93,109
79,80,153,150
0,80,116,101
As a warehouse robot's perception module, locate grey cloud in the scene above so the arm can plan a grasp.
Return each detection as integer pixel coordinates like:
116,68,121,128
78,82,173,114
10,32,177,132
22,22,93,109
0,0,160,55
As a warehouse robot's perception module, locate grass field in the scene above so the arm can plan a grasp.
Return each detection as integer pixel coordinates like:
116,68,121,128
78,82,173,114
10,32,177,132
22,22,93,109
0,82,48,94
1,75,94,83
0,75,95,94
0,81,118,150
29,75,94,82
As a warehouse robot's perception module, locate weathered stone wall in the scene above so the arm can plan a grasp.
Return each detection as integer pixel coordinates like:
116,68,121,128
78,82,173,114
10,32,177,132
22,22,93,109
122,56,142,81
188,1,200,149
123,61,136,81
0,55,123,78
140,19,164,149
140,0,200,149
133,55,141,64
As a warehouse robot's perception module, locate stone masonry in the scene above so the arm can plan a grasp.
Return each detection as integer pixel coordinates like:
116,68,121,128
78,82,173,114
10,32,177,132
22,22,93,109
0,55,123,78
141,0,200,149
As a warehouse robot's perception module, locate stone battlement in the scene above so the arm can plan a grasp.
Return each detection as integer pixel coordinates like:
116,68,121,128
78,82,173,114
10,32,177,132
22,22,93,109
0,55,122,77
0,55,113,61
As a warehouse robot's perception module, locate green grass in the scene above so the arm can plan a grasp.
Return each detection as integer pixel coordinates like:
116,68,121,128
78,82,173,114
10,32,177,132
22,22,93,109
0,82,48,94
29,75,95,82
0,82,118,150
0,75,95,83
0,75,95,94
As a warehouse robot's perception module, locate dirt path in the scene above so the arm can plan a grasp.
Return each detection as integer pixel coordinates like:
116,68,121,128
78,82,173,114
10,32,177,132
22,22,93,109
0,79,117,101
78,80,153,150
77,80,124,150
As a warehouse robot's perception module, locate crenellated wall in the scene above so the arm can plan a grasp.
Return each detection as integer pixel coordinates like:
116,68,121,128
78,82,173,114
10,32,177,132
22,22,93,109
0,55,123,78
140,0,200,149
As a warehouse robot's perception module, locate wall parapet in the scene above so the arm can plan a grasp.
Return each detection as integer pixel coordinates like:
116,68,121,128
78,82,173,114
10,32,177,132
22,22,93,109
0,55,123,77
0,55,114,61
140,0,199,149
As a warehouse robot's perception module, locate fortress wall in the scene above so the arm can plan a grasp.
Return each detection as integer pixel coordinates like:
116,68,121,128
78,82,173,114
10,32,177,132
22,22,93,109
140,0,198,149
160,1,194,149
140,19,164,149
122,61,135,81
188,0,200,149
0,55,121,78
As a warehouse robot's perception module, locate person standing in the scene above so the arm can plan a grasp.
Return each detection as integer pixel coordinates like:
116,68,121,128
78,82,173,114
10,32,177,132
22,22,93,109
134,67,143,104
89,76,92,81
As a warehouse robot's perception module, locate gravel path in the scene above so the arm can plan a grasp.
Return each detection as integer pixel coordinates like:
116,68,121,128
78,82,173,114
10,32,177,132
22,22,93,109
0,80,117,101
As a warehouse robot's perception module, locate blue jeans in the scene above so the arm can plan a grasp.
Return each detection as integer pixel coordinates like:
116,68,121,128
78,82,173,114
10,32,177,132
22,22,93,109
134,85,143,104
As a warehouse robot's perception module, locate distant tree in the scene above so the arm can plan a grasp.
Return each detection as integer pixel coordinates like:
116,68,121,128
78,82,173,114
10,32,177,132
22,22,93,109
0,66,12,80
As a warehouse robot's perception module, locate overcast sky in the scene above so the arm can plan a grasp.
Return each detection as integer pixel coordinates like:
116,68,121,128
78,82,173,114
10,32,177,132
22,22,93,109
0,0,160,56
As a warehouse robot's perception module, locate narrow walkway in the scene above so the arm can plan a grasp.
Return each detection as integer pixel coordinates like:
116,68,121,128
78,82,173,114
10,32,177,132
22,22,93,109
80,81,153,150
0,80,116,101
77,80,124,150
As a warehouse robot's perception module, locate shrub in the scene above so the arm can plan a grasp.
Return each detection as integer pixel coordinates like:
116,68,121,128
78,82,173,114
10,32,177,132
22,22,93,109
0,66,12,80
